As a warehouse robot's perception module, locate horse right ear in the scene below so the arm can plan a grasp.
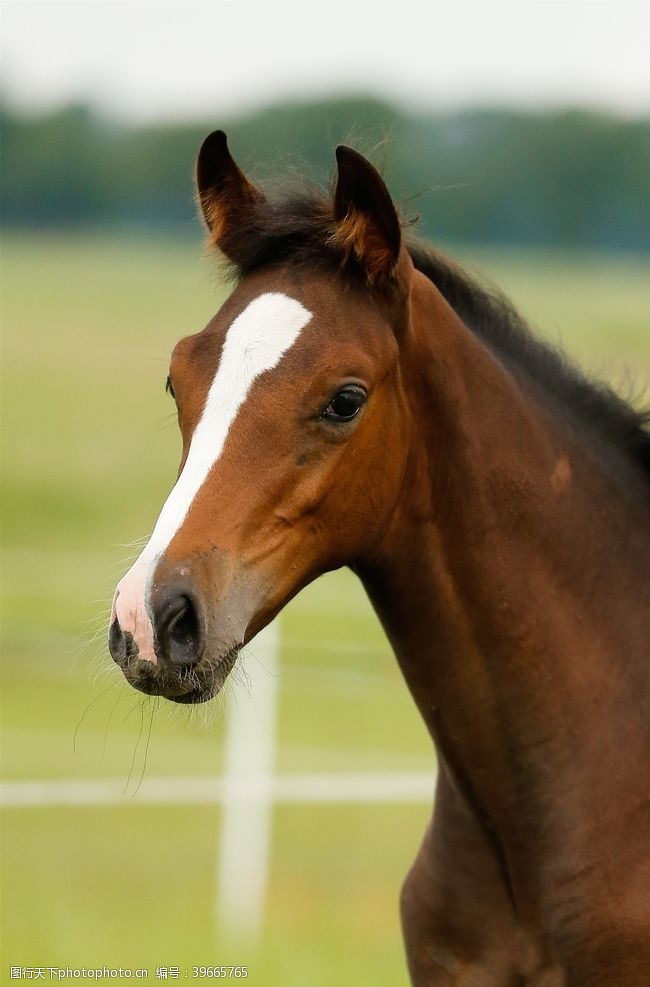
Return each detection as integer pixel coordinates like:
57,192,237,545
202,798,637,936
332,146,402,284
196,131,263,258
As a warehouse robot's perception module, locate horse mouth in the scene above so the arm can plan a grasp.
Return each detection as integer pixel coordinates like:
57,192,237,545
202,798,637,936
111,642,240,704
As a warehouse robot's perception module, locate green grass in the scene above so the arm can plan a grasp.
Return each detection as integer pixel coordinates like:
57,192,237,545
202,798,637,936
2,233,648,984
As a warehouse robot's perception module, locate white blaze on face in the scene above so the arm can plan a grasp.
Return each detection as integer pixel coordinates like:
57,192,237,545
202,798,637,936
111,292,313,662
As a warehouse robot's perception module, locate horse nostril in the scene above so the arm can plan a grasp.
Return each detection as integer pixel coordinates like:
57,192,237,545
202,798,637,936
108,619,126,664
153,587,205,668
108,619,139,665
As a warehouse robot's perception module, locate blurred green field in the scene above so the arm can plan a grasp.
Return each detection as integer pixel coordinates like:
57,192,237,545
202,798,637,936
2,233,649,984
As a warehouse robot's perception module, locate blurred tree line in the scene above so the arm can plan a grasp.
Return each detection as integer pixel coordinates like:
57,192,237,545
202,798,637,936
2,95,649,250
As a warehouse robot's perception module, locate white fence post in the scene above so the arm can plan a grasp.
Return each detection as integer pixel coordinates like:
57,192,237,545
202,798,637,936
215,619,280,941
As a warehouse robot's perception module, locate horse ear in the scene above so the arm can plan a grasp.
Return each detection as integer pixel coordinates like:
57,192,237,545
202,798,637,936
196,130,263,255
333,146,401,283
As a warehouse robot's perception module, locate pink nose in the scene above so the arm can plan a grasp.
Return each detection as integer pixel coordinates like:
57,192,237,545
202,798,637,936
109,556,206,669
110,556,158,664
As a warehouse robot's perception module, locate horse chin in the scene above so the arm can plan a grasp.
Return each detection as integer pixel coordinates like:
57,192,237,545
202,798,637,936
168,685,214,705
117,645,240,704
167,646,241,704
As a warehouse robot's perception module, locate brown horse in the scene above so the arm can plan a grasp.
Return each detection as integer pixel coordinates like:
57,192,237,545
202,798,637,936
109,132,650,984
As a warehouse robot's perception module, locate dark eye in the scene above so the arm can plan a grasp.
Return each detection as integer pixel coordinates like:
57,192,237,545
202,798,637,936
321,385,366,423
165,376,175,400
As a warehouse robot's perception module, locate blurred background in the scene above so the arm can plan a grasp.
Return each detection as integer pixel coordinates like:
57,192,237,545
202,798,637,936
2,2,649,984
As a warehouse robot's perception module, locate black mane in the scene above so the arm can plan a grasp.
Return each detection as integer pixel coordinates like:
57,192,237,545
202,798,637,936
407,241,650,478
221,187,650,479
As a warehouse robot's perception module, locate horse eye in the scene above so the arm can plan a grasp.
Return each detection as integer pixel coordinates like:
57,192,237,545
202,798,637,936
165,376,175,399
322,385,366,423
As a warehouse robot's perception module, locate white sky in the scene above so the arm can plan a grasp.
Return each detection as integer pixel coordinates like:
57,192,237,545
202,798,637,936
2,1,650,121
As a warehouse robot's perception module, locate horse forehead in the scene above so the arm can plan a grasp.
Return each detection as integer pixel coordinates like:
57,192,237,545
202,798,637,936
209,293,313,413
173,277,385,405
173,290,314,385
212,291,314,382
221,290,312,347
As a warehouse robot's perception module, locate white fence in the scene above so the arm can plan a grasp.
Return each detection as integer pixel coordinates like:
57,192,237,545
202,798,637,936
1,621,436,941
0,773,436,808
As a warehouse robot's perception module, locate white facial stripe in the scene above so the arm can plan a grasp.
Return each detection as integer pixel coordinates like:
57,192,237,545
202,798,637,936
144,292,312,561
112,291,311,662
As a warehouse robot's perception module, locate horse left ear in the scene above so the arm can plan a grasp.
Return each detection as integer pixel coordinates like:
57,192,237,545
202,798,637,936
333,146,402,283
196,130,263,258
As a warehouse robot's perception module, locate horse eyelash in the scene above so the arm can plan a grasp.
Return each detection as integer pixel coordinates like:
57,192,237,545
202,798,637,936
165,376,175,399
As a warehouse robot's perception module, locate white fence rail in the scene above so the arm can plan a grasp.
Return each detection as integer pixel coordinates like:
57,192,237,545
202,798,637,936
0,772,436,808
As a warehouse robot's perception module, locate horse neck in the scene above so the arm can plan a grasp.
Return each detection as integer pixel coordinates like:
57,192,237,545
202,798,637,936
359,271,650,852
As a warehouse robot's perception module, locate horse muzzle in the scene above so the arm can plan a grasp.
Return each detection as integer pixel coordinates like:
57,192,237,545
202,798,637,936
108,566,241,704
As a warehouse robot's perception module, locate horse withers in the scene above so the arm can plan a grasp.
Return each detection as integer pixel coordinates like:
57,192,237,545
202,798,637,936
109,132,650,984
